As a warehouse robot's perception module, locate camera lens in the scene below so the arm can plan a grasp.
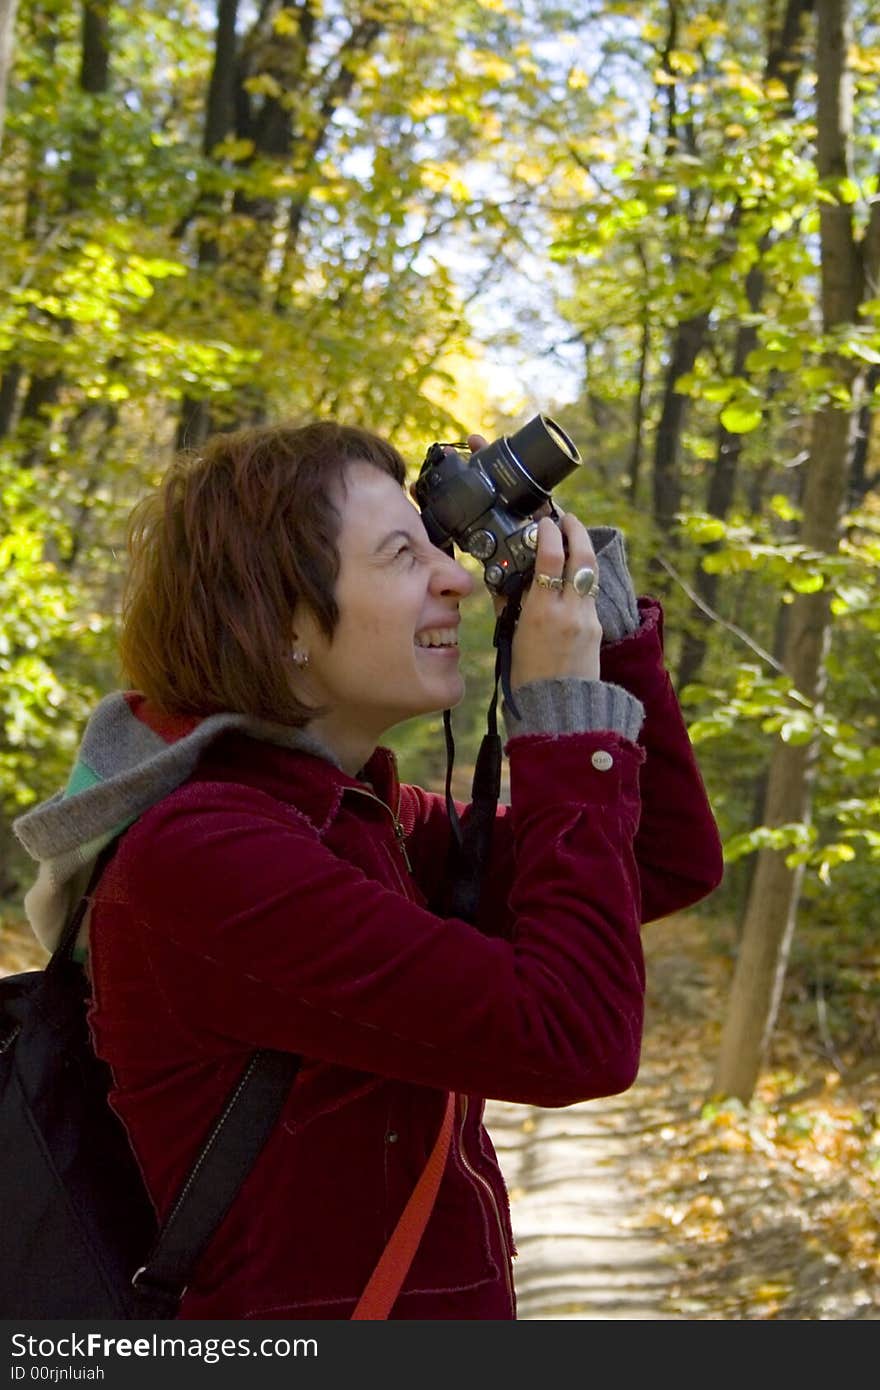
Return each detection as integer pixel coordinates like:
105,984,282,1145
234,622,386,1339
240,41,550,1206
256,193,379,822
543,418,579,462
504,414,581,494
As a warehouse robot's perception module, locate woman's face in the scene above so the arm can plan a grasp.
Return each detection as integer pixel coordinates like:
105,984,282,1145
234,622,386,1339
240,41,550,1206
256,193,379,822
292,461,476,772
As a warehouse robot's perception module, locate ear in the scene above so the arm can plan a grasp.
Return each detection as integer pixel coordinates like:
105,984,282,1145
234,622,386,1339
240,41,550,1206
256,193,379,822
289,597,321,650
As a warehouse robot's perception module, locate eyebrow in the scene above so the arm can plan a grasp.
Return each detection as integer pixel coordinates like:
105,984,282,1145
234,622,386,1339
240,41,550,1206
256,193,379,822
374,527,418,554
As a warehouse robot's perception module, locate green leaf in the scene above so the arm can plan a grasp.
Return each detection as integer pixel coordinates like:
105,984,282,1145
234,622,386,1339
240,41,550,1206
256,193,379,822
720,403,762,433
691,517,727,543
768,494,801,522
789,572,825,593
703,380,736,403
122,270,155,299
779,719,815,744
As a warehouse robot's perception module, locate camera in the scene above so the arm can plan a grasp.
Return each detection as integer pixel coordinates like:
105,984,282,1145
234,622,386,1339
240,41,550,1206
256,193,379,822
413,414,582,596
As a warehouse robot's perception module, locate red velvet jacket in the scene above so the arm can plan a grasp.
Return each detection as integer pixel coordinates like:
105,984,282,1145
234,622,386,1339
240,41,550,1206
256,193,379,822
87,599,722,1319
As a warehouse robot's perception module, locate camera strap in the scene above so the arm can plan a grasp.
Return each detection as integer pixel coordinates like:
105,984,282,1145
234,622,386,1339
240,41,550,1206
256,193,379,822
441,582,524,924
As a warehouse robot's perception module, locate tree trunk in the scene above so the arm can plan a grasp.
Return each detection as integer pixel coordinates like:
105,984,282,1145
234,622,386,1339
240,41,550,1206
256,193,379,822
177,0,305,443
0,0,19,151
0,13,54,438
17,0,110,465
68,0,109,207
647,0,699,585
176,0,241,450
713,0,866,1103
675,290,759,691
0,361,22,437
675,0,814,690
651,309,710,538
847,363,878,505
626,295,650,507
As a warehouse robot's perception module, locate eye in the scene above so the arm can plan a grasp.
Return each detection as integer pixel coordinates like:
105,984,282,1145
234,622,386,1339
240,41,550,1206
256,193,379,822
394,543,420,564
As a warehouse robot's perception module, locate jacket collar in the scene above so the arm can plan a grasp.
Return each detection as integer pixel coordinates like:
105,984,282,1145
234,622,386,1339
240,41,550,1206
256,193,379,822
196,730,402,837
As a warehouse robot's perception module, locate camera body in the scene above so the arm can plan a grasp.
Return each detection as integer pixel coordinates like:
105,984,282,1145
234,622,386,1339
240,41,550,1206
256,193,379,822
413,414,582,596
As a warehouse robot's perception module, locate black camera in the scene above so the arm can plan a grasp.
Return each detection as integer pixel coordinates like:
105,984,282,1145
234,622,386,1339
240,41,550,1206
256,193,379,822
413,414,582,596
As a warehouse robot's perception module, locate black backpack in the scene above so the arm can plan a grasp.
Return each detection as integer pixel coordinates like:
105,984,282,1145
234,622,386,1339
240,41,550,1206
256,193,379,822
0,839,300,1319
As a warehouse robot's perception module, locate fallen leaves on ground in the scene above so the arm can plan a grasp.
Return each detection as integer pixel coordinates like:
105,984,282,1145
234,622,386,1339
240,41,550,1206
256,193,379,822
633,913,879,1320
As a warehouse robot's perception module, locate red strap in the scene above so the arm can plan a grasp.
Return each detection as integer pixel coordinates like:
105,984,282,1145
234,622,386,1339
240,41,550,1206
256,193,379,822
350,1091,456,1320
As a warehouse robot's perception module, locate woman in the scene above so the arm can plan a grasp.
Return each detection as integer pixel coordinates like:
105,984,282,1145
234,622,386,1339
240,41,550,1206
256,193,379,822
14,419,722,1320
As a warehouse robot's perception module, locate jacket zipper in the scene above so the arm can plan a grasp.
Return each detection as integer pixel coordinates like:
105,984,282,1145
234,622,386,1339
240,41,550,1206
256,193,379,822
344,785,413,877
347,776,514,1309
458,1094,515,1310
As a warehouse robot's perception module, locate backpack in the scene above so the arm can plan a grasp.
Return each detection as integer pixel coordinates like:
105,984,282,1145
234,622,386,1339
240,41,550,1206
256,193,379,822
0,839,300,1319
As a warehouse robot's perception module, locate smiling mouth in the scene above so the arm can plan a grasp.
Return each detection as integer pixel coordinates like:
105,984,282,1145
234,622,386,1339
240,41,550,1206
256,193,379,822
414,627,459,650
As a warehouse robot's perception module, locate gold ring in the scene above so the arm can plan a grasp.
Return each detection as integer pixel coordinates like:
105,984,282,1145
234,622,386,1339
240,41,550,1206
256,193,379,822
534,572,565,592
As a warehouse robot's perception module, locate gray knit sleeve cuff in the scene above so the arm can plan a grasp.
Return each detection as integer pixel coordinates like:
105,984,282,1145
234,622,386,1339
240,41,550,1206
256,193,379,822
502,678,645,744
589,526,640,642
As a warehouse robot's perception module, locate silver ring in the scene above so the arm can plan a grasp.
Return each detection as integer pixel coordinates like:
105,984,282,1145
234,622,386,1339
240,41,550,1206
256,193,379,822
570,566,599,598
534,571,565,592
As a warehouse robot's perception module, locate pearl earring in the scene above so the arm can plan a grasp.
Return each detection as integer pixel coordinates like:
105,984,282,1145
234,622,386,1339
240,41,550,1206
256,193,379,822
292,650,310,669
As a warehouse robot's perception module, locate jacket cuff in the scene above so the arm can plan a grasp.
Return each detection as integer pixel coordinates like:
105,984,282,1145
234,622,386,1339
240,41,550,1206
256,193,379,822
589,526,641,642
502,678,645,744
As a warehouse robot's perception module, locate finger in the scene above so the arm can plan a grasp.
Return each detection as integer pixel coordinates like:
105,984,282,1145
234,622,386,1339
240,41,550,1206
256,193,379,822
467,433,488,453
531,516,566,587
558,512,597,570
532,501,555,521
555,515,601,601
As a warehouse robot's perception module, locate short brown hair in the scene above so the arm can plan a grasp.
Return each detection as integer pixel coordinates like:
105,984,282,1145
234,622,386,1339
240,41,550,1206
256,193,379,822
118,420,408,725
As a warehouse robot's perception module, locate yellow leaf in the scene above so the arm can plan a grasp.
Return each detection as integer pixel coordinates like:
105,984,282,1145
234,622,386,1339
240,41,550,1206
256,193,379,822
765,78,790,101
753,1281,792,1300
272,6,301,36
244,74,282,99
474,52,516,82
850,45,880,73
410,93,447,120
212,137,255,162
669,49,700,75
420,163,471,200
726,72,764,100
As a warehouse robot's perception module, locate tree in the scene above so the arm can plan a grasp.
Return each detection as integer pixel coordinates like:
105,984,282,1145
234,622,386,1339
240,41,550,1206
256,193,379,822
536,2,878,1089
0,0,18,150
713,0,878,1102
675,0,814,691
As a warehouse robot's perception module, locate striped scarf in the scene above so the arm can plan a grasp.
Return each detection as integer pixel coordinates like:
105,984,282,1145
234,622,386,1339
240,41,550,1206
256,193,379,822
12,692,340,953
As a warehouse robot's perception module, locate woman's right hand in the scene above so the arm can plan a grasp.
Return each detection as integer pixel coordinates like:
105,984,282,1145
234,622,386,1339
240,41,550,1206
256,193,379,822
508,512,603,688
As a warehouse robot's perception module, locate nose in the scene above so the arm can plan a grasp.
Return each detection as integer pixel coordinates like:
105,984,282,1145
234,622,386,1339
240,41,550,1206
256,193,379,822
431,547,475,598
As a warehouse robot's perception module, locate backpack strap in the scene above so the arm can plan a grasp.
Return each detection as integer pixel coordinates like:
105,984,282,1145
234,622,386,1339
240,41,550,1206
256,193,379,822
350,1090,456,1320
130,1048,301,1318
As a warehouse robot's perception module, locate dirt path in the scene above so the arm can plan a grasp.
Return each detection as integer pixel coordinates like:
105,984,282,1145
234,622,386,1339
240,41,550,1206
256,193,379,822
486,1058,680,1320
484,913,710,1321
486,912,880,1322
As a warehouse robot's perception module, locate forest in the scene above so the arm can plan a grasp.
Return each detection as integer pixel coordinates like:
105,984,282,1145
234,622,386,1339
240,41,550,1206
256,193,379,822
0,0,877,1317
